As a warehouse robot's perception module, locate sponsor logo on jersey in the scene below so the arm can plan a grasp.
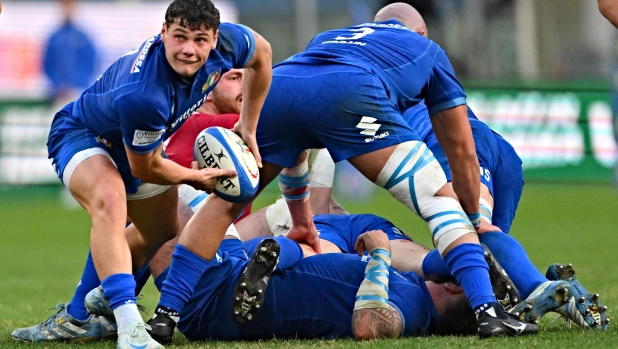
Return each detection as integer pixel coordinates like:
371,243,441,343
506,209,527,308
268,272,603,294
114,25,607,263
132,129,164,146
169,95,208,131
365,131,390,143
202,69,222,92
131,36,155,74
356,116,381,136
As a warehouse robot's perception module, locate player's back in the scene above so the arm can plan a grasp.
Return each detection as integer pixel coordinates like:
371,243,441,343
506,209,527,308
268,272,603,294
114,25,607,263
276,20,453,112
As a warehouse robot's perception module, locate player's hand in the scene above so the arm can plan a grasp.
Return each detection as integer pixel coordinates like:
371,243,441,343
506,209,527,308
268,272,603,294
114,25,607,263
475,221,502,235
233,121,262,168
186,161,237,193
355,230,391,256
286,223,322,254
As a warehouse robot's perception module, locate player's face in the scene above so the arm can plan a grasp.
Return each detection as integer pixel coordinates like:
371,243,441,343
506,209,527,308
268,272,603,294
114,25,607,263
162,22,217,79
210,69,243,114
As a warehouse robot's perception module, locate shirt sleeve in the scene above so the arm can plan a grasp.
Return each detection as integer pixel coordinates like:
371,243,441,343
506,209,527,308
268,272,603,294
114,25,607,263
216,23,256,68
424,47,467,117
117,93,168,154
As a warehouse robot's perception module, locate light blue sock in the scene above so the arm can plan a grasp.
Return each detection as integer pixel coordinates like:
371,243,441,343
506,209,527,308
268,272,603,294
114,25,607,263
444,243,496,310
479,232,547,299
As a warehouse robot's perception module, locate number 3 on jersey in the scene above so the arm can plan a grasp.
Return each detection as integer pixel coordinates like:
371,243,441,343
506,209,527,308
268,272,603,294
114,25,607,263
335,27,375,41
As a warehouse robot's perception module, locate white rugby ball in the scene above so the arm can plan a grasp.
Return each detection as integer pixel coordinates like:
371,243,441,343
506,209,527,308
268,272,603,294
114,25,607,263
193,127,260,203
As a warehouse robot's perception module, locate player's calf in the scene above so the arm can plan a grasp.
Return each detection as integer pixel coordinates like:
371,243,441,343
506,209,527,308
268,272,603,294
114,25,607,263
482,244,521,312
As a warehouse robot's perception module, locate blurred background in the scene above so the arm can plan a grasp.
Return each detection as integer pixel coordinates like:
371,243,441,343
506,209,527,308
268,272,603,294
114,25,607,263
1,1,618,339
0,0,616,190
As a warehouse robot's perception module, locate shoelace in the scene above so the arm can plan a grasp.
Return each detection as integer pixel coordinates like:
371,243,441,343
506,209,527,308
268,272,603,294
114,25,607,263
127,322,153,337
41,303,66,327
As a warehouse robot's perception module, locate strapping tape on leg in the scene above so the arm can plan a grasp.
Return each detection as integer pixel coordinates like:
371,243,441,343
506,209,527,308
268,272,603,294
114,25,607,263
278,159,310,202
265,196,292,236
374,141,474,254
479,198,493,224
308,148,335,189
419,196,475,254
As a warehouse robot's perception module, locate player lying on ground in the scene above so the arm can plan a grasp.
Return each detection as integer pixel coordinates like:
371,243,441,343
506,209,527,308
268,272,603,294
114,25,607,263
152,3,534,341
91,230,487,340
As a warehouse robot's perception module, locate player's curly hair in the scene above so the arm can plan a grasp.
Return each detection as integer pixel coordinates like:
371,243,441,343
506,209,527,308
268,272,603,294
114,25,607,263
165,0,220,31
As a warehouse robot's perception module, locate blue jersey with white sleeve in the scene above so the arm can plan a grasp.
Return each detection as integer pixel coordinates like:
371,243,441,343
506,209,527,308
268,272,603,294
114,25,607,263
47,23,255,192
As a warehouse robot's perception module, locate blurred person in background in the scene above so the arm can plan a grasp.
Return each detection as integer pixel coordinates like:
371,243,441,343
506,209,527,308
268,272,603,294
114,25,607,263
43,0,98,109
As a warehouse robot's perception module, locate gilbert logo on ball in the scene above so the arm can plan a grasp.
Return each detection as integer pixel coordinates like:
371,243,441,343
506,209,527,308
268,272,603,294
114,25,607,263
194,127,260,203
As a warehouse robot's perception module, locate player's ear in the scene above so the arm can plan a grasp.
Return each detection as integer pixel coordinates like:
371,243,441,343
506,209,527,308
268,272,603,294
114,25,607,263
161,22,167,36
444,283,463,295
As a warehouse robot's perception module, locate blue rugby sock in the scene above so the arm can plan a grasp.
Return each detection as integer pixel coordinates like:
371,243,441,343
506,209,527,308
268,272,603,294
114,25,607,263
67,251,100,321
101,273,137,310
479,232,546,299
133,264,151,296
159,244,220,313
444,243,496,310
421,249,452,278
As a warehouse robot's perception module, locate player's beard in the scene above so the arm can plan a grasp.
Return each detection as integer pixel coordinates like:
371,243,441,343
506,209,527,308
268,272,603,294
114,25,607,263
213,92,242,115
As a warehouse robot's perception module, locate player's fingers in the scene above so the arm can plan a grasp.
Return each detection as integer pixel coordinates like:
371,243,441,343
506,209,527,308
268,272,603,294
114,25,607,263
312,240,322,254
354,233,364,252
191,160,199,170
247,139,263,168
202,168,237,179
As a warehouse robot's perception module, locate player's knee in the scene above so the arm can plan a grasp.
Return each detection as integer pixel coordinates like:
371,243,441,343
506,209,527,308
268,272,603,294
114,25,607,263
90,188,126,218
418,196,474,254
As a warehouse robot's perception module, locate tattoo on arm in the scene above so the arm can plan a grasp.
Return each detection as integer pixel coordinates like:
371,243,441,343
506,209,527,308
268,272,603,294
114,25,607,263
351,306,403,339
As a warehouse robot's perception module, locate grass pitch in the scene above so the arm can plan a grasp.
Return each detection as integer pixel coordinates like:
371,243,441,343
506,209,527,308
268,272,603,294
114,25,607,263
1,182,618,348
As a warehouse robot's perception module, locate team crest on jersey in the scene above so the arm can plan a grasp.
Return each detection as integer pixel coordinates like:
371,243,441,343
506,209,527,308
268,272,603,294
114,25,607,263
202,69,222,92
96,135,112,149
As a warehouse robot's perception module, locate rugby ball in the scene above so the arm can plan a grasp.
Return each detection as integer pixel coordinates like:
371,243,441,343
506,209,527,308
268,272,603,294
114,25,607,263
193,127,260,203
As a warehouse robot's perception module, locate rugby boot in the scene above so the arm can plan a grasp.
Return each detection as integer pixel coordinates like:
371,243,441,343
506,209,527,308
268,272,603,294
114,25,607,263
117,321,163,349
510,280,571,324
482,244,521,312
546,263,609,330
146,309,177,345
477,303,539,338
85,286,114,319
11,303,102,343
232,238,280,325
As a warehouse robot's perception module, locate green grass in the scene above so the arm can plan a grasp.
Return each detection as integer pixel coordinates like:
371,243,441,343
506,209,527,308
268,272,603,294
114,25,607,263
1,183,618,348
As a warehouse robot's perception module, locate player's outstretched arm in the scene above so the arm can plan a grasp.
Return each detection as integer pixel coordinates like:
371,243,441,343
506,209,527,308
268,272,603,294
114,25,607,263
126,143,236,192
234,28,272,168
352,231,403,339
430,105,480,219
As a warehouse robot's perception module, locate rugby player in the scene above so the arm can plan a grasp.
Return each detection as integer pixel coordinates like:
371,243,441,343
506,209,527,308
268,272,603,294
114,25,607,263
402,101,609,329
12,70,255,344
14,1,272,347
153,3,536,340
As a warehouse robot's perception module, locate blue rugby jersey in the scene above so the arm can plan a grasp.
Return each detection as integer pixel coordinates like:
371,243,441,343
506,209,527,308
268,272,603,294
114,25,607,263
276,20,466,115
65,23,255,155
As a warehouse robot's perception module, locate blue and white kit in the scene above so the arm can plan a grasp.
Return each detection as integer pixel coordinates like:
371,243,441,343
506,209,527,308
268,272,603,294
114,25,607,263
255,20,466,167
47,23,256,194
